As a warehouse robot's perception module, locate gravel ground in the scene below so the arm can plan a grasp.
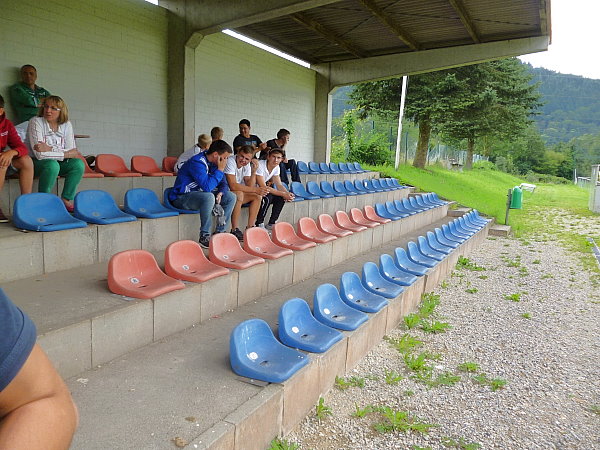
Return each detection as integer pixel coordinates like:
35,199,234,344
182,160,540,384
287,223,600,449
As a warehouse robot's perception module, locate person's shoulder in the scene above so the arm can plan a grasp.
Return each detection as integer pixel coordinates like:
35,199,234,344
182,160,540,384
232,134,243,143
9,82,24,92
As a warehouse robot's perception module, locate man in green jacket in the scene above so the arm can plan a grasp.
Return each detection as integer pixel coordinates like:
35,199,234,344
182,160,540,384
9,65,51,124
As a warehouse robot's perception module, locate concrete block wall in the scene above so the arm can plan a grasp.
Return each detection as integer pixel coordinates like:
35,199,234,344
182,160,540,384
0,0,168,162
194,34,316,163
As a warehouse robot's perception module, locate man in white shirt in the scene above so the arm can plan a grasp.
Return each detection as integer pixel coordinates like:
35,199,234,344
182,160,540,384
255,148,294,229
224,146,269,240
175,133,211,173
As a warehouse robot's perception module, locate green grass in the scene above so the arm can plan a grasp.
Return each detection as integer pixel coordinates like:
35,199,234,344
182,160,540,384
335,376,365,390
269,438,299,450
315,397,332,420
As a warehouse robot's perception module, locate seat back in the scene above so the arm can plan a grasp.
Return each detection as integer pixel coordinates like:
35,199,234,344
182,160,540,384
321,181,342,197
306,181,331,198
162,156,177,173
298,216,336,243
131,155,160,173
243,226,292,259
339,271,388,313
350,208,375,227
353,162,364,172
290,181,318,199
335,210,367,231
407,241,437,267
73,190,136,224
124,188,179,218
77,155,104,178
96,154,139,176
163,188,200,214
317,213,352,237
318,162,330,173
333,180,349,195
307,161,321,173
313,283,369,331
13,193,88,232
210,232,265,268
394,247,429,275
379,253,418,286
272,222,316,250
353,179,367,192
329,162,340,173
361,261,404,298
363,204,390,223
344,180,359,194
164,239,229,282
296,160,309,173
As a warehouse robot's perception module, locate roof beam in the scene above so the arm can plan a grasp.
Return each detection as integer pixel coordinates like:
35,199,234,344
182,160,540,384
448,0,481,43
291,12,367,58
233,29,321,64
356,0,421,51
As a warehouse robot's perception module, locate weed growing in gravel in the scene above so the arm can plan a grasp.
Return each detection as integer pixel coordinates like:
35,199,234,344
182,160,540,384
404,352,433,373
404,313,422,329
541,273,554,279
386,333,423,354
501,255,521,267
478,275,488,280
426,372,461,388
352,404,375,418
504,292,522,302
442,436,481,449
419,293,441,317
456,256,485,271
420,320,452,334
373,407,437,434
521,312,532,319
465,288,478,294
472,373,508,391
519,266,529,277
384,370,404,385
269,438,299,450
335,376,365,390
412,446,433,450
315,397,332,420
457,362,480,373
588,404,600,415
404,390,415,396
532,259,541,264
440,280,449,288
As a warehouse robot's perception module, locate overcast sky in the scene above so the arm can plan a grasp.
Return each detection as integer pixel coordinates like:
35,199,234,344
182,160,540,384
519,0,599,80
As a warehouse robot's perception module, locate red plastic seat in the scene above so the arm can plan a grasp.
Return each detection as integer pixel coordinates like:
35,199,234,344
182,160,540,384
96,154,142,177
297,217,337,243
165,240,229,282
317,214,353,237
364,205,391,224
272,222,317,251
77,155,104,178
335,211,367,232
162,156,177,173
350,208,380,228
209,233,265,269
131,155,173,177
243,227,293,260
108,250,185,299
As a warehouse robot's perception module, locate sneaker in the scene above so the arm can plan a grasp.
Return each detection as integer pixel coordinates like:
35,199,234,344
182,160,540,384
199,234,210,249
266,222,276,231
257,223,266,229
230,228,243,241
0,207,8,223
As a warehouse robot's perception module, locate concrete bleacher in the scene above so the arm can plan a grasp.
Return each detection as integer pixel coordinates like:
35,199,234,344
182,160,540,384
0,167,491,449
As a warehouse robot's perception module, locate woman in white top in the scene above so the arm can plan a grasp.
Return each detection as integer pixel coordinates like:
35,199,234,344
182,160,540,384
27,96,84,212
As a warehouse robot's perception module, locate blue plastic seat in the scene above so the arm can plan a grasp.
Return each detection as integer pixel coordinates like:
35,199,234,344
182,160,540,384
123,188,179,219
375,203,401,221
73,190,136,224
458,216,480,232
318,162,331,173
407,197,428,212
434,227,461,248
426,231,453,254
339,272,388,313
382,179,399,190
390,179,404,189
230,319,309,383
407,241,438,267
417,235,445,261
290,181,320,200
297,161,309,174
411,195,433,210
385,201,409,218
278,298,343,353
344,180,361,195
467,210,488,226
329,162,340,173
450,219,475,236
442,223,467,243
394,247,429,276
361,262,404,298
362,179,377,192
334,180,357,196
13,193,88,232
279,182,305,202
423,193,444,206
321,181,345,197
401,198,422,213
338,162,351,173
414,195,434,209
163,187,200,214
393,199,416,216
379,254,418,286
431,193,448,204
353,179,369,193
353,162,365,173
418,194,437,207
313,284,369,331
371,179,388,191
307,181,334,198
307,161,321,174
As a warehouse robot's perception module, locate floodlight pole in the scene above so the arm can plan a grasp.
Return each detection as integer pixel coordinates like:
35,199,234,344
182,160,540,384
394,75,408,170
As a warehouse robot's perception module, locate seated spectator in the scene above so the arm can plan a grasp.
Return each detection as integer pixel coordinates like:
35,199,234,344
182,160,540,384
9,65,51,124
0,94,33,222
169,140,236,248
255,148,295,229
232,119,266,155
211,126,224,141
224,145,269,241
26,96,84,212
0,288,78,449
265,128,300,184
175,133,211,173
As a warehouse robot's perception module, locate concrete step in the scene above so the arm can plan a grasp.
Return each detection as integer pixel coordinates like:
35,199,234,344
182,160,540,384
66,219,490,450
489,224,511,236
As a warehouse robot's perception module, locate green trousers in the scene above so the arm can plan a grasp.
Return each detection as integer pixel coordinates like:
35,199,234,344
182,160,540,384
33,158,85,201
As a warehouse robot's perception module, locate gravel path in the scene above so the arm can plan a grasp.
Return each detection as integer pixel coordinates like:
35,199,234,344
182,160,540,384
287,227,599,449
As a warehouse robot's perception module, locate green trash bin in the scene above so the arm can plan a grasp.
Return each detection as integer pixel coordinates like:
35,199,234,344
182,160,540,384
510,186,522,209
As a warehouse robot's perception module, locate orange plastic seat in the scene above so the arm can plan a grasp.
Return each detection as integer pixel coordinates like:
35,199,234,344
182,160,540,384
297,217,337,243
272,222,317,251
77,155,104,178
108,250,185,299
364,205,391,224
317,214,353,237
209,233,265,269
350,208,380,228
162,156,177,173
335,211,367,232
243,227,293,260
131,155,173,176
165,240,229,282
96,154,142,177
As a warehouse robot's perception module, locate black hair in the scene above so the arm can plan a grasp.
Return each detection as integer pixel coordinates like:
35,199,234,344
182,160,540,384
0,94,4,108
239,119,251,127
276,128,290,139
207,139,233,155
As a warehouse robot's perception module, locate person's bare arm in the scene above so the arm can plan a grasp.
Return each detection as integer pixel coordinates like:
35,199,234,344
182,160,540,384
270,175,295,201
0,345,78,450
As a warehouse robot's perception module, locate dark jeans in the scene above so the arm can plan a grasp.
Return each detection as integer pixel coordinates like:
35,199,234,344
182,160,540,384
278,159,300,184
256,193,285,226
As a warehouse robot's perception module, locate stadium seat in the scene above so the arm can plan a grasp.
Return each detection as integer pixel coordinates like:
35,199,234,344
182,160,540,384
349,208,380,228
272,222,316,251
394,247,429,276
123,188,179,219
338,162,350,173
163,188,200,214
95,154,142,177
77,155,104,178
379,254,418,286
164,240,229,282
407,241,438,268
393,199,416,216
229,319,309,383
13,193,88,232
434,227,461,249
353,179,369,194
290,182,320,200
73,190,137,224
450,219,475,237
306,181,334,198
162,156,177,173
108,249,185,299
374,203,402,221
361,262,404,298
243,226,293,260
307,161,321,174
317,214,353,237
385,201,410,218
353,162,366,173
413,194,433,209
313,283,368,331
339,272,388,313
278,298,343,353
318,162,331,173
333,181,357,196
363,179,378,192
402,197,425,213
320,181,345,197
297,217,337,243
426,231,453,254
209,232,265,269
409,196,431,211
329,162,340,173
363,205,391,224
344,180,361,195
334,210,367,232
441,223,467,243
297,161,309,174
371,179,389,191
131,155,173,176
